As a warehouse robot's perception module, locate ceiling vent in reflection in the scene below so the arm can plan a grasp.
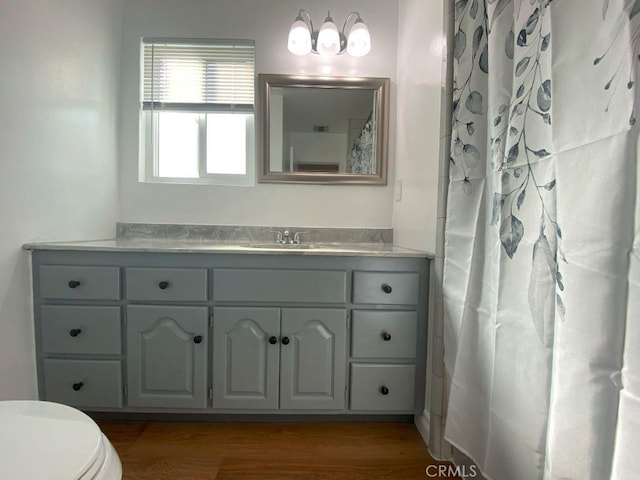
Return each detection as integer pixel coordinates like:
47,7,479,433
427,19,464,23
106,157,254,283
313,125,329,132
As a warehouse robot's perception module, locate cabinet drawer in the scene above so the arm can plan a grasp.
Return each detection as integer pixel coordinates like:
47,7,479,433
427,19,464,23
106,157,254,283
352,272,419,305
350,363,415,411
39,265,120,300
351,311,417,359
126,268,207,302
213,269,346,303
42,359,123,409
41,306,121,355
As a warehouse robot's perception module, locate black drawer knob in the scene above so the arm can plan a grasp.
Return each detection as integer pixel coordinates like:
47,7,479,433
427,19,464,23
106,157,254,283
72,382,84,391
380,386,389,395
269,336,278,345
281,336,290,345
381,284,392,294
68,280,81,289
381,331,391,341
193,335,203,344
69,328,82,337
158,281,170,290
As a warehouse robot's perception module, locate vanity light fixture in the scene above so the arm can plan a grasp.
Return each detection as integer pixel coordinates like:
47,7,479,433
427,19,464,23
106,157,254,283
287,10,371,57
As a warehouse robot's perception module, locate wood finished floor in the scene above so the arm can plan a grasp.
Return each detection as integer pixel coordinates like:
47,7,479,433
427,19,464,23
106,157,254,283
99,421,457,480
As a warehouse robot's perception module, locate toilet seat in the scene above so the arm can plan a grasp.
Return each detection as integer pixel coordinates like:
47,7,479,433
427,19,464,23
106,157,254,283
80,433,121,480
0,400,121,480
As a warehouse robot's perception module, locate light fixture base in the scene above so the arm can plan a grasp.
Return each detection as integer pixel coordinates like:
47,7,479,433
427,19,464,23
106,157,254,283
309,31,348,55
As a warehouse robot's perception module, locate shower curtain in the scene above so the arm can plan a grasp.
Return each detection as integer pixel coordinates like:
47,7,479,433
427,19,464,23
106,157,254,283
347,114,375,173
443,1,639,479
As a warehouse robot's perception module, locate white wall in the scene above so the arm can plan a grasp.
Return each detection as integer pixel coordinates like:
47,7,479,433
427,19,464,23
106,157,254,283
0,0,122,399
393,0,444,252
393,0,446,446
119,0,399,228
289,132,347,167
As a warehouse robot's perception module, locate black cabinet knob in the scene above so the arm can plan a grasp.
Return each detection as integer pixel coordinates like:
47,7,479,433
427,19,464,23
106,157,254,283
72,382,84,391
193,335,203,344
69,328,82,337
68,280,81,289
281,336,290,345
381,284,392,294
381,331,391,341
380,386,389,395
158,281,170,290
269,336,278,345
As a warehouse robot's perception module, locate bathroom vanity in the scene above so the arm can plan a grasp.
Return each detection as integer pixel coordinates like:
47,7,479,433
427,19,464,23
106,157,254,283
26,236,429,418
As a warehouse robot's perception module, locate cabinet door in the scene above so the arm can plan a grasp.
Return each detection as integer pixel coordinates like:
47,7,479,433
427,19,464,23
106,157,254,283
213,308,280,409
127,306,208,408
280,308,347,410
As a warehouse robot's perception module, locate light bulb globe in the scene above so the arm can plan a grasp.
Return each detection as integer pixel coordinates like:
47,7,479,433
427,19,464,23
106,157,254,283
288,19,312,56
347,20,371,57
317,18,340,55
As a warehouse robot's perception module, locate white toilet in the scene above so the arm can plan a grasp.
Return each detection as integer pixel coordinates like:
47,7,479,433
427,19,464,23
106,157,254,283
0,400,122,480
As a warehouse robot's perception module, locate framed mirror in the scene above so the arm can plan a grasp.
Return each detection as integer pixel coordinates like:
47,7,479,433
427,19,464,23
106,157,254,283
257,74,389,184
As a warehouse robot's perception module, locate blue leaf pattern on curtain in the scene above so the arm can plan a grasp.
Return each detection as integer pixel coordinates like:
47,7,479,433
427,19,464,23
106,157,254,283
594,0,640,125
347,113,374,174
443,1,640,478
450,0,564,343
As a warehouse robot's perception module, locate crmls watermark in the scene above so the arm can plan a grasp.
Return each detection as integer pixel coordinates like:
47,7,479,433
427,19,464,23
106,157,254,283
425,464,479,478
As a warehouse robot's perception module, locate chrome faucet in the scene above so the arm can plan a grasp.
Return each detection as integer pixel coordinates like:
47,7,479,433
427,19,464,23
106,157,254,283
275,230,303,244
276,230,293,244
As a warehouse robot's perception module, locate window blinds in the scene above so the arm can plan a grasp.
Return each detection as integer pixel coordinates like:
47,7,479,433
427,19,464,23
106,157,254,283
142,38,255,113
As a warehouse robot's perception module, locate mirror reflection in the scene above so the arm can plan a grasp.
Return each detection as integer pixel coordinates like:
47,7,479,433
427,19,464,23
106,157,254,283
258,75,389,184
270,87,377,174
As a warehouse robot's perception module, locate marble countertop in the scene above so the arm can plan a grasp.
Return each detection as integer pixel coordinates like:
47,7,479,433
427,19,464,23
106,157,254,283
23,238,432,258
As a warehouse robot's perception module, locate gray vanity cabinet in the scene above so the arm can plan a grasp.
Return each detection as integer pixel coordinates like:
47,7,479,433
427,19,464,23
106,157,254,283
126,305,208,409
31,249,429,417
213,307,347,411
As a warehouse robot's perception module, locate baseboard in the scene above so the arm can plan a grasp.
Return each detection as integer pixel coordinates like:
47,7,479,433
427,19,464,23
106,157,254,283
414,411,430,447
88,411,414,424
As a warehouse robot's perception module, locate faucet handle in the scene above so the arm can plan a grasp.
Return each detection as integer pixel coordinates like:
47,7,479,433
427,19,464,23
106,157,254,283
293,232,306,244
276,231,284,243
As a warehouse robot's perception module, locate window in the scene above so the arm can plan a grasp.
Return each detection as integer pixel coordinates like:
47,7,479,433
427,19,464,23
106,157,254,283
140,38,255,185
